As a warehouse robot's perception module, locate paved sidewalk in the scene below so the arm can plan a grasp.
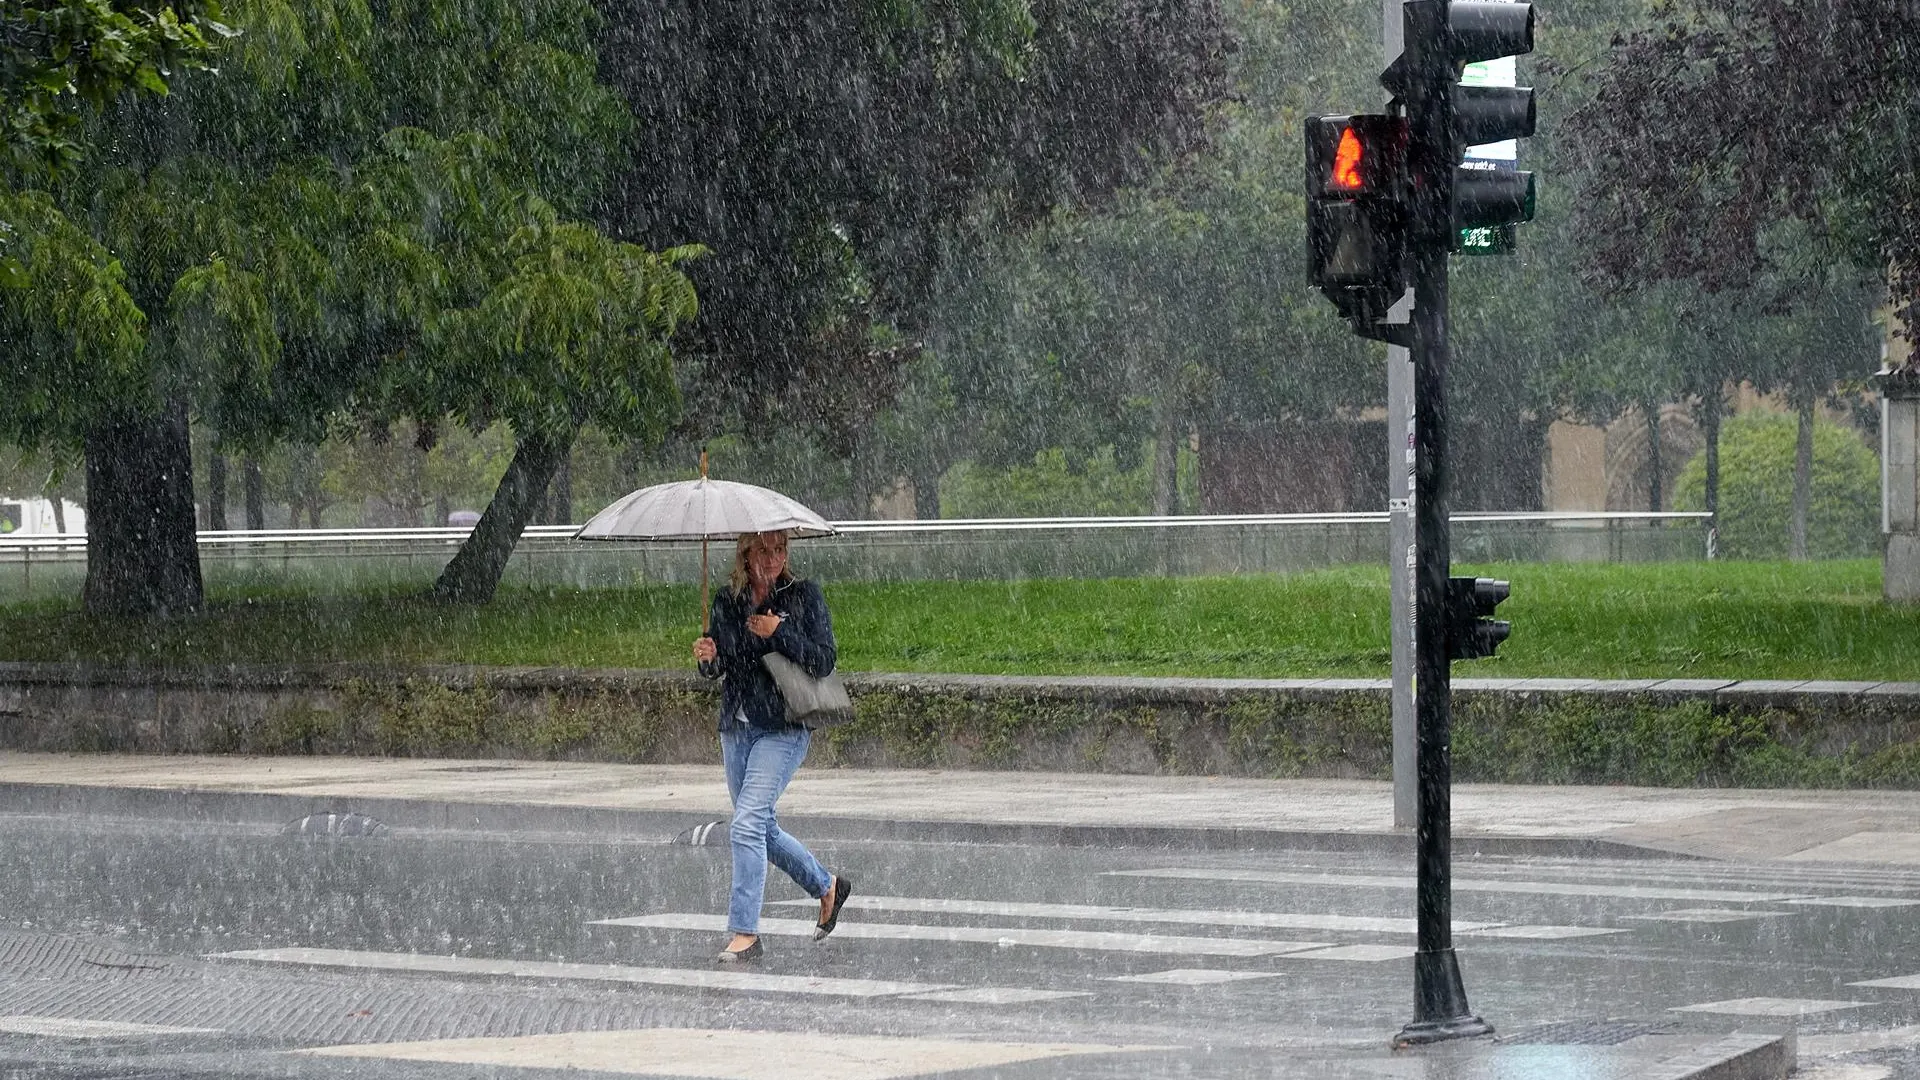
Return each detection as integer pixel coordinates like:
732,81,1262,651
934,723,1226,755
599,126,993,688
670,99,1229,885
2,751,1918,864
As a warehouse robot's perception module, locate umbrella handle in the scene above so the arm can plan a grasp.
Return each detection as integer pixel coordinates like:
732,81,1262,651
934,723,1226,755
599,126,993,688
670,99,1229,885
699,448,710,635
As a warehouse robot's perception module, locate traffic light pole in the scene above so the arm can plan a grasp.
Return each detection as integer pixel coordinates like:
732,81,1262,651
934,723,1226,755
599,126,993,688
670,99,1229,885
1385,1,1417,833
1394,0,1491,1046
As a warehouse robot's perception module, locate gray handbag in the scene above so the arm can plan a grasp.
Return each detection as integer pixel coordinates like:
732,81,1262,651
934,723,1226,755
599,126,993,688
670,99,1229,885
761,652,855,729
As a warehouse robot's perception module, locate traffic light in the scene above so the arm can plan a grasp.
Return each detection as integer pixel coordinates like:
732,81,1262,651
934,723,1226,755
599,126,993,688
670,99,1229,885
1382,1,1537,249
1305,114,1408,337
1445,576,1510,659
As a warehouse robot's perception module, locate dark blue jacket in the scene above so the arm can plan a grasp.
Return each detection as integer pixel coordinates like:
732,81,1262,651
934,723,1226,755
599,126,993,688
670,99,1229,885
697,576,838,731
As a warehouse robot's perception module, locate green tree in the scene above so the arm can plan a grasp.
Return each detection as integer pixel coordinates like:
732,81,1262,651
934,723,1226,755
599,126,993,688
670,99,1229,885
426,219,699,602
1673,411,1880,560
2,0,230,175
3,0,662,614
595,0,1236,511
1564,0,1920,326
893,0,1376,514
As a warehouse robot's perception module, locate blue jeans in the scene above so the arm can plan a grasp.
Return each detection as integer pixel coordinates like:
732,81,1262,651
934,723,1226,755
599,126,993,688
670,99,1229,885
722,724,831,934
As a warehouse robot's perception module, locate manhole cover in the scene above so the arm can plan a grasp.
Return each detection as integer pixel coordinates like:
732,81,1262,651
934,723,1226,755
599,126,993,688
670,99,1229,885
1500,1021,1670,1046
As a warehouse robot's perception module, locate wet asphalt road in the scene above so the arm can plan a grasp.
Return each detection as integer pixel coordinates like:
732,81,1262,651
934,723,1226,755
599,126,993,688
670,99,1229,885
0,809,1917,1078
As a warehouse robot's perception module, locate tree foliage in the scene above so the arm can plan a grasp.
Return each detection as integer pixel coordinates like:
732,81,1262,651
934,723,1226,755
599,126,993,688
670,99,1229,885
1563,0,1920,326
1,0,232,174
1673,411,1880,559
1,0,696,612
594,0,1236,465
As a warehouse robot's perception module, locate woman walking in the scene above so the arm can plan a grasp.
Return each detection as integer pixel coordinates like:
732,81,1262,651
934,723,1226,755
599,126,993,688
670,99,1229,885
692,530,852,963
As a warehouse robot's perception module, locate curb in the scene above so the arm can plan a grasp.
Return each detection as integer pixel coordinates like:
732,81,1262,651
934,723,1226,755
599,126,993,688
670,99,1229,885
1644,1033,1795,1080
0,780,1696,861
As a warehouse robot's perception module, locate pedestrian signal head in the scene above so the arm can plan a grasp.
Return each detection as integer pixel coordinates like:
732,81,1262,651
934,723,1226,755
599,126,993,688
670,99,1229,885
1332,127,1366,191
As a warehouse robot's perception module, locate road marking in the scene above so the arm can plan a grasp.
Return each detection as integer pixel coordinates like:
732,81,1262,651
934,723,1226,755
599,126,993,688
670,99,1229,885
1783,832,1920,866
1670,997,1870,1017
1801,1024,1920,1055
768,895,1503,935
1785,896,1920,909
297,1027,1172,1080
0,1016,220,1039
1107,969,1284,986
213,947,950,998
1849,974,1920,989
596,914,1331,958
896,988,1092,1004
1793,1067,1891,1080
1279,944,1414,962
1109,868,1813,903
1458,925,1629,940
1619,908,1795,923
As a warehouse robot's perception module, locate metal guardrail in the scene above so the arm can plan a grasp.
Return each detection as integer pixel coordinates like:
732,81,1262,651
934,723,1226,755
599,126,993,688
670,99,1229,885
0,511,1713,599
0,510,1712,553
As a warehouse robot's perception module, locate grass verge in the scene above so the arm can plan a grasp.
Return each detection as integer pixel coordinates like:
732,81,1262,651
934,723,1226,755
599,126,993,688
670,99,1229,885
0,559,1910,681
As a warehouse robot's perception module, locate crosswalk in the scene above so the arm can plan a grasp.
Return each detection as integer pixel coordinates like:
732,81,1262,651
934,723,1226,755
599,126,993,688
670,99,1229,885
13,855,1920,1079
203,857,1920,1013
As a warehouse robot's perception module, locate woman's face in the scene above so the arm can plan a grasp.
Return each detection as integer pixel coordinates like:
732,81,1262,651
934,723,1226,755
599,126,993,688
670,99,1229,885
746,532,788,589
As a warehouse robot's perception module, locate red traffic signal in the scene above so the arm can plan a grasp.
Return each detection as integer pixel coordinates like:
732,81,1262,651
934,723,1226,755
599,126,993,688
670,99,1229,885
1306,115,1405,199
1306,114,1408,334
1332,127,1365,190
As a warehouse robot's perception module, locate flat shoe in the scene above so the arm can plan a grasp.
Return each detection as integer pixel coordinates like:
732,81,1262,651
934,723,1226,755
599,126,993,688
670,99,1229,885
814,876,854,941
716,937,762,963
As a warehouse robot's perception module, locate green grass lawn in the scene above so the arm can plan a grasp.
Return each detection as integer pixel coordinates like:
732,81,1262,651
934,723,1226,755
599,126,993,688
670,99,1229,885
0,559,1910,681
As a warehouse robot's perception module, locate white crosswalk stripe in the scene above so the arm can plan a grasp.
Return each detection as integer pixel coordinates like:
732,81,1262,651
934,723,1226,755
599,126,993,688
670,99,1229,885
213,947,954,998
766,895,1504,935
1618,908,1794,923
1108,867,1815,903
1458,925,1629,940
0,1016,220,1039
594,914,1332,957
1279,944,1414,962
1786,896,1920,909
1849,974,1920,990
1671,997,1871,1016
1106,969,1283,986
296,1028,1170,1080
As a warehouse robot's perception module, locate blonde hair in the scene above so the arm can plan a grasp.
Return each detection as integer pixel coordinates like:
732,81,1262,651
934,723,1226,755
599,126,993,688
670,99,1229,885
728,530,791,595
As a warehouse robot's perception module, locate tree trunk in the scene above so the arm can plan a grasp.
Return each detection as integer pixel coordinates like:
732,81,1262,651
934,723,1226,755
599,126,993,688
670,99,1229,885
243,456,265,530
1791,389,1813,561
49,491,66,534
81,398,204,617
1700,386,1722,558
432,432,571,604
1644,401,1663,513
207,450,228,531
308,502,323,529
550,451,573,525
910,462,943,519
1700,389,1722,520
1152,403,1178,516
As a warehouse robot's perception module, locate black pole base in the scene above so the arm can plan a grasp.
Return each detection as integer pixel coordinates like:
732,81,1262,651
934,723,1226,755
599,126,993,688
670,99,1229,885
1393,1014,1495,1048
1394,948,1494,1047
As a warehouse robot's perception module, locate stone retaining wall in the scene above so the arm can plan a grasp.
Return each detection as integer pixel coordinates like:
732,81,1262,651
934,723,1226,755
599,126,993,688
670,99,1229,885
2,664,1917,788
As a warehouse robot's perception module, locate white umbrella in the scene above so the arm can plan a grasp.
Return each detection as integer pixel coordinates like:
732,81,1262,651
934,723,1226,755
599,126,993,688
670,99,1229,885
574,453,835,630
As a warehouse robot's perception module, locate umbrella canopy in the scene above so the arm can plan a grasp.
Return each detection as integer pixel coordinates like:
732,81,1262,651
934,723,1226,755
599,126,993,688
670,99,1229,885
574,478,836,542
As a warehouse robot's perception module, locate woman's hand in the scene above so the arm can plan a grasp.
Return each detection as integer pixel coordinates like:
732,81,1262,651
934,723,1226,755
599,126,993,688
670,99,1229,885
746,613,784,639
692,637,717,663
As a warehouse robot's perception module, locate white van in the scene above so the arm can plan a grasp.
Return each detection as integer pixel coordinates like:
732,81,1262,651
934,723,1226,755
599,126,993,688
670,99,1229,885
0,497,86,536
